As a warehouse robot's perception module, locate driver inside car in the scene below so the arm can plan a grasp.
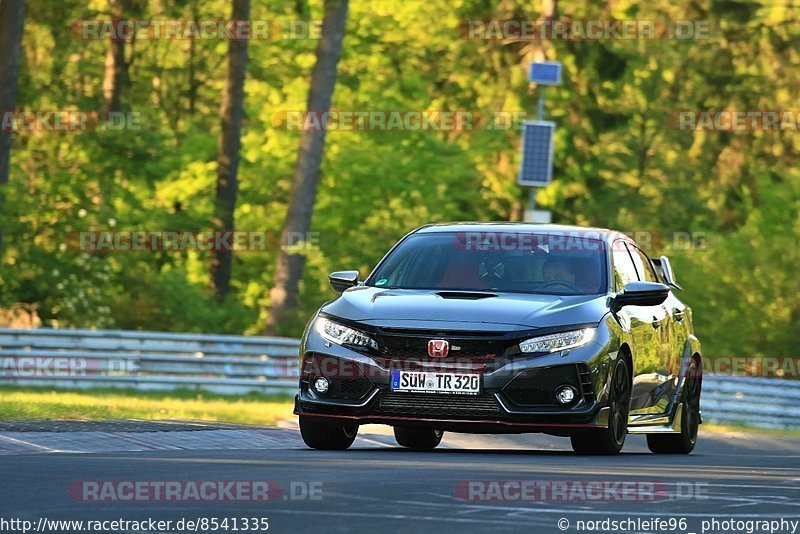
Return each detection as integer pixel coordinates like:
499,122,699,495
542,256,577,285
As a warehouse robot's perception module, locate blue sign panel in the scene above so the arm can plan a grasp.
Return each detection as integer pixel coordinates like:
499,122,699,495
528,61,562,86
518,120,555,187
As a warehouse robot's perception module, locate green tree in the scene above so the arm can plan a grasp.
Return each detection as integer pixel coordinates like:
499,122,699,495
265,0,349,335
211,0,251,302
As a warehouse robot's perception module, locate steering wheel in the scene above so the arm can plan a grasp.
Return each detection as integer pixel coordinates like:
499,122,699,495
540,279,583,293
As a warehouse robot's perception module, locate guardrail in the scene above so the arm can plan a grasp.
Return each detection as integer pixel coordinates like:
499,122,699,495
1,328,797,429
701,374,800,430
0,328,301,395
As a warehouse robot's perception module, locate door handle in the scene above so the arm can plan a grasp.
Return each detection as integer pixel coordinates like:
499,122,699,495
672,308,685,322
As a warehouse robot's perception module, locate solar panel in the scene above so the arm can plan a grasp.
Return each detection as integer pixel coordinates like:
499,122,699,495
528,61,562,86
518,120,555,187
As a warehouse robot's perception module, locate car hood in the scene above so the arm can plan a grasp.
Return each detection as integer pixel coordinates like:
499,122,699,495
320,286,609,330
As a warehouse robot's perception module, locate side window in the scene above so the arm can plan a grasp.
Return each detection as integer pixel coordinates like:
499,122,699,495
611,241,638,291
629,245,658,282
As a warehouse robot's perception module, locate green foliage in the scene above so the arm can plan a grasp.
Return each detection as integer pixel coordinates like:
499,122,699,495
1,0,798,357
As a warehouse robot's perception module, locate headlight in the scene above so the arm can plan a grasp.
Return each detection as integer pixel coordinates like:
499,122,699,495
315,317,378,351
519,328,595,354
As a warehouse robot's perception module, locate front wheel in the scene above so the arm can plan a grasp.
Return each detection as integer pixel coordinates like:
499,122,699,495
571,357,631,455
647,359,701,454
299,416,358,450
394,427,443,450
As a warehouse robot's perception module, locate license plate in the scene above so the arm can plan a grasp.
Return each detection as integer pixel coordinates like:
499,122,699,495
391,370,481,395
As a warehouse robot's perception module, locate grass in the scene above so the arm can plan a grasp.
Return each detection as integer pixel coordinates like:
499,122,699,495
3,388,797,437
0,387,295,426
702,422,800,438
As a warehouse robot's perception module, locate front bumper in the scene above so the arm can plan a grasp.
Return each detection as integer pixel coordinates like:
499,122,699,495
295,392,610,434
293,339,613,433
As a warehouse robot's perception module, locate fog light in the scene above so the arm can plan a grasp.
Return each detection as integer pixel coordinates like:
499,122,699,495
313,376,329,394
556,386,577,404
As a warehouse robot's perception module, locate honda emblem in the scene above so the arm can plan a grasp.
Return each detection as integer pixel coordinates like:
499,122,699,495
428,339,450,358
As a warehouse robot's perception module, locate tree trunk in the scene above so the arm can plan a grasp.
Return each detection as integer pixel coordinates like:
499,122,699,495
533,0,557,62
264,0,349,334
0,0,27,183
187,7,199,115
0,0,28,255
101,0,131,118
210,0,250,302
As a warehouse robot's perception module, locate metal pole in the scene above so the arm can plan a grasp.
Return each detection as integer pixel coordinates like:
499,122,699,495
536,86,547,121
528,86,546,219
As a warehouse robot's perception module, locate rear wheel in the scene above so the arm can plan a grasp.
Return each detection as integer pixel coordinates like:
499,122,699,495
647,359,701,454
571,358,631,455
394,427,443,450
299,416,358,450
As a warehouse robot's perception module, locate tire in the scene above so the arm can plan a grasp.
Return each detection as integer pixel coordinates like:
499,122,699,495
647,359,701,454
394,426,443,450
570,357,631,455
299,416,358,450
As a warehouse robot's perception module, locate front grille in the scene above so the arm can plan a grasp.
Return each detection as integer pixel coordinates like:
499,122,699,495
502,364,583,407
374,329,514,360
376,392,502,419
328,377,373,400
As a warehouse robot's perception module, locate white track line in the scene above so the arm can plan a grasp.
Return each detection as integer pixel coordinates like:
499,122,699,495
0,433,77,453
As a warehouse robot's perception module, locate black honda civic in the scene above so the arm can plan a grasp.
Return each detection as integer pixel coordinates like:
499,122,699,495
294,223,703,454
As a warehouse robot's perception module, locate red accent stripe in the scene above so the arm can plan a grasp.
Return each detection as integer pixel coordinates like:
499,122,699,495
293,411,600,428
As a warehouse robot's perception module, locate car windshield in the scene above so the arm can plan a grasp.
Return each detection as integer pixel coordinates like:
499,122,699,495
367,230,608,296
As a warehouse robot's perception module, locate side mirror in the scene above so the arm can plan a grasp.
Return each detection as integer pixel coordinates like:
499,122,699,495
658,255,683,290
611,281,670,312
329,270,359,294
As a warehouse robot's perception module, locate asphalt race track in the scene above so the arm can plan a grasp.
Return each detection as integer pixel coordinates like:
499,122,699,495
1,422,799,534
